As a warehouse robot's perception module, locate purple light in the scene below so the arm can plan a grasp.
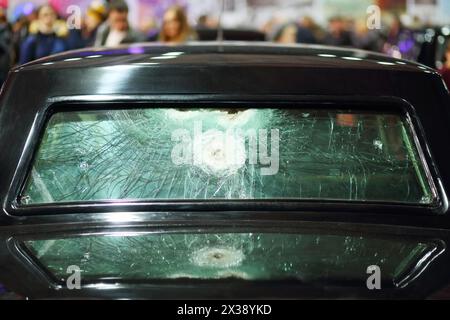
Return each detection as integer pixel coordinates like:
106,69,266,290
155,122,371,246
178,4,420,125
23,2,34,15
398,39,414,53
128,46,145,55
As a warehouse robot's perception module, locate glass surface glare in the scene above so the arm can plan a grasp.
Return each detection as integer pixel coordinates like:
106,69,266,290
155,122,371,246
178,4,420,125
24,233,435,283
20,108,435,204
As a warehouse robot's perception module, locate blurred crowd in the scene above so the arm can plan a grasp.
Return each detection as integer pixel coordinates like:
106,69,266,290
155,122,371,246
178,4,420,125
0,0,449,88
268,14,448,62
0,0,199,83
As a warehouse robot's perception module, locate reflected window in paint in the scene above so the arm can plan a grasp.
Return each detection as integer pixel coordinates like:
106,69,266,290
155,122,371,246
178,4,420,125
23,232,439,285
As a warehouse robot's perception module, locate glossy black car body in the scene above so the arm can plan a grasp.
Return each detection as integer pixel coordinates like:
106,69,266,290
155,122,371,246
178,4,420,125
196,28,266,41
0,42,450,299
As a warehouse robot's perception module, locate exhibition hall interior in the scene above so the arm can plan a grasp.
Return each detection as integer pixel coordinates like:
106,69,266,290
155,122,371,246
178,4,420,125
0,0,450,302
0,0,449,76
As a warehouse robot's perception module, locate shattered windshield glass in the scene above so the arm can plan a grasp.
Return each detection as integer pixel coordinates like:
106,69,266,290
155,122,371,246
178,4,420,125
24,232,436,284
20,108,435,204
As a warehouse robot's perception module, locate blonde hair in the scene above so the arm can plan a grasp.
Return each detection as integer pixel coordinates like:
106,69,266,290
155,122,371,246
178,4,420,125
159,6,193,43
29,5,68,38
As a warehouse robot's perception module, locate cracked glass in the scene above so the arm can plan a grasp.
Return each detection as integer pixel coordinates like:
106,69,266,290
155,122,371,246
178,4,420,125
20,108,436,205
24,232,436,283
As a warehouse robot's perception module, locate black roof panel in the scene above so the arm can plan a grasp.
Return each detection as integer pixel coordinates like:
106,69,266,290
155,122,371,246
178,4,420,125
16,42,434,74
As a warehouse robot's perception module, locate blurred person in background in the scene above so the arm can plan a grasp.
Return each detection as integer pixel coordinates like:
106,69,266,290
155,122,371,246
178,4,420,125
382,15,419,61
261,16,285,40
67,0,106,49
323,16,353,47
197,15,208,29
439,42,450,90
159,6,196,44
297,16,323,44
197,14,218,29
28,6,68,42
296,16,317,44
0,6,12,84
273,23,297,44
95,0,144,47
140,16,158,42
19,4,67,64
352,19,382,52
12,7,38,64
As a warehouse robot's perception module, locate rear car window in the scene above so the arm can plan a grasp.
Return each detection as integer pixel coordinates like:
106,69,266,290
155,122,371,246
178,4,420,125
23,232,438,285
19,108,436,205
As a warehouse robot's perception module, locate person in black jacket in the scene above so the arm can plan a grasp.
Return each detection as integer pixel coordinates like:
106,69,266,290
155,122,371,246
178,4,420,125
19,5,67,64
323,16,354,47
0,7,12,85
94,0,144,47
66,1,106,50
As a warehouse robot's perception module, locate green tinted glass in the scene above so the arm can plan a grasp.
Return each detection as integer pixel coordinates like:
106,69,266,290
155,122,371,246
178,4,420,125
24,232,435,284
20,108,435,204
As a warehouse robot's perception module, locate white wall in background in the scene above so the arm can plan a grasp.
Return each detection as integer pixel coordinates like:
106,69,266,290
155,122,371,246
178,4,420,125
186,0,317,28
407,0,450,25
186,0,249,28
184,0,376,29
318,0,374,21
127,0,139,28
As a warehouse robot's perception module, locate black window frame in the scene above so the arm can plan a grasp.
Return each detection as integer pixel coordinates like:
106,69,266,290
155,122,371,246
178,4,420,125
3,95,447,216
